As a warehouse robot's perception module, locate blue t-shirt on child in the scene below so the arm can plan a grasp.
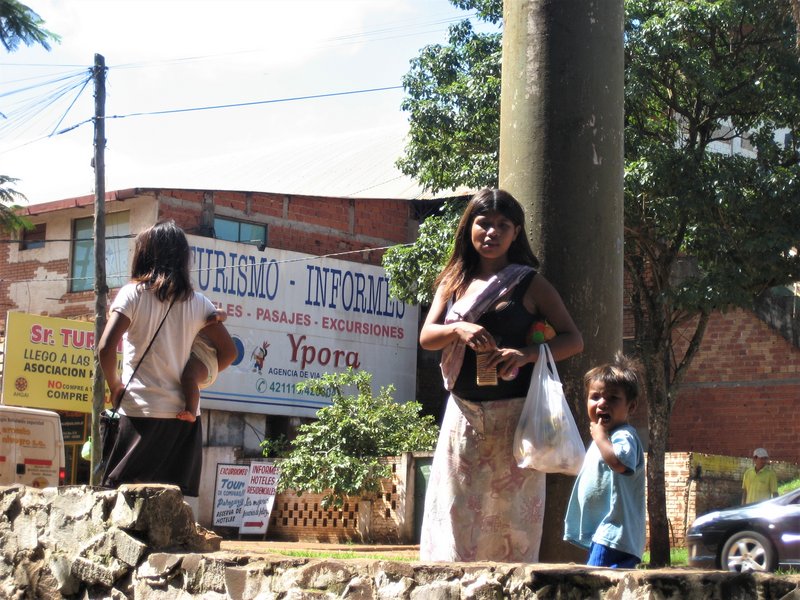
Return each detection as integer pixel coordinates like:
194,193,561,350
564,423,646,559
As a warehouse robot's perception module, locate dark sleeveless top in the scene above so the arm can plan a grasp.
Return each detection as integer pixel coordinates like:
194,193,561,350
452,271,539,401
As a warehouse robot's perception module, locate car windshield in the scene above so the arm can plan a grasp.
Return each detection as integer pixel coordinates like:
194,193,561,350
772,489,800,504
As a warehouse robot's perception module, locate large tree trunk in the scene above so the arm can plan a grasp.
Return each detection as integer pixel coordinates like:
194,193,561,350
644,348,671,567
498,0,624,562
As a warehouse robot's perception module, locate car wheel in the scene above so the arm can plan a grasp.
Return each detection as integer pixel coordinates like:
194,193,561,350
721,530,776,572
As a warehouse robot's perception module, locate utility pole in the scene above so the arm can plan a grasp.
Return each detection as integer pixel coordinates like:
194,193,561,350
498,1,624,561
90,53,107,484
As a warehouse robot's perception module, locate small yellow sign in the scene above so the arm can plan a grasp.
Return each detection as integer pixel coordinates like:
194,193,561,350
2,312,119,413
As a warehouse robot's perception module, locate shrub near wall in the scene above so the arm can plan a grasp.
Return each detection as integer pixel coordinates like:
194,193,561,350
267,454,420,544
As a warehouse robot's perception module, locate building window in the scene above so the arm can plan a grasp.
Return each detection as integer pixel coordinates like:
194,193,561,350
70,212,130,293
214,217,267,249
20,223,46,250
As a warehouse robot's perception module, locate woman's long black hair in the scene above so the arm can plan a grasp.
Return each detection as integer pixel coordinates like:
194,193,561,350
436,188,539,300
130,220,194,302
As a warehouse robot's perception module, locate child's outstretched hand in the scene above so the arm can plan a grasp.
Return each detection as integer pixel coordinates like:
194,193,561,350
176,410,197,423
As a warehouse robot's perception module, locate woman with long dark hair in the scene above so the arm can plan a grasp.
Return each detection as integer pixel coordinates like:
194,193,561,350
98,220,236,496
419,188,583,562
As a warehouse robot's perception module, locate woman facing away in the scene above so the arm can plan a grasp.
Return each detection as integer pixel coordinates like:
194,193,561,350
97,220,236,498
419,188,583,562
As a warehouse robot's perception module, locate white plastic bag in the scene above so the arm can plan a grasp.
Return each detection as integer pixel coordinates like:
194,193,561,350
513,343,585,475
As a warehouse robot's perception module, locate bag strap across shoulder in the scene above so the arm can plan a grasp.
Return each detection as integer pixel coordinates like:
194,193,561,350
112,297,176,411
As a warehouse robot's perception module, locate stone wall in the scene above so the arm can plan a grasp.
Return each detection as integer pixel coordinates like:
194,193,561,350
4,483,800,599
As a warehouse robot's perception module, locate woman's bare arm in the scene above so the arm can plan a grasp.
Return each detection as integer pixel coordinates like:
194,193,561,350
202,322,237,371
97,311,130,408
419,285,495,352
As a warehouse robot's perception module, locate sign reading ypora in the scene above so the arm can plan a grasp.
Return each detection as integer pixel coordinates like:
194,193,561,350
2,312,120,413
187,235,418,418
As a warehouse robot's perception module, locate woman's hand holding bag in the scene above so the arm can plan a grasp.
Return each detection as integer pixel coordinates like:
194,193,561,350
513,343,585,475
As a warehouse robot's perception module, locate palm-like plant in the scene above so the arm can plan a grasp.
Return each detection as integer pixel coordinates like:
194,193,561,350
0,1,60,233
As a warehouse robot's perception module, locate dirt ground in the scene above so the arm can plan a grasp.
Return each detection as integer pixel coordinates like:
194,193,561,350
219,539,421,560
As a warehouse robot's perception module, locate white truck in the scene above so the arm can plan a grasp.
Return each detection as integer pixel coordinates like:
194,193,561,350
0,405,65,488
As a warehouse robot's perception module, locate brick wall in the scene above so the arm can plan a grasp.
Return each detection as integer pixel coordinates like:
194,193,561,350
267,454,415,544
668,309,800,463
0,188,414,335
663,452,800,548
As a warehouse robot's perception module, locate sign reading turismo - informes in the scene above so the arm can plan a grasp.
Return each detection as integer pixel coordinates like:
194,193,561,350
187,235,418,418
2,312,120,413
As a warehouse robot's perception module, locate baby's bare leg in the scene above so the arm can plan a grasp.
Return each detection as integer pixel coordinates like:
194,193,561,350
178,355,208,422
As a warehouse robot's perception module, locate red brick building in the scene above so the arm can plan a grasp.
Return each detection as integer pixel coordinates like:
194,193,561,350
0,186,432,525
669,305,799,463
1,185,797,526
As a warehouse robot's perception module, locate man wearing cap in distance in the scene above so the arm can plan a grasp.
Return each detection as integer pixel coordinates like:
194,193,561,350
741,448,778,505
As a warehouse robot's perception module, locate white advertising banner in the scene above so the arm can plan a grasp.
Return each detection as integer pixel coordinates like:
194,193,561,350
187,235,418,418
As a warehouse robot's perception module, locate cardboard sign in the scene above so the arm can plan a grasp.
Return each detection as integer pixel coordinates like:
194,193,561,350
238,461,281,535
212,463,250,527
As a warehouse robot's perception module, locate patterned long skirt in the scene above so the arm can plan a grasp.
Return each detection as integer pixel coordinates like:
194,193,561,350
420,395,545,562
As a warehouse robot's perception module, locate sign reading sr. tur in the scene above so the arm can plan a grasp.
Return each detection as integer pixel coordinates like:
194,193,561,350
2,312,119,413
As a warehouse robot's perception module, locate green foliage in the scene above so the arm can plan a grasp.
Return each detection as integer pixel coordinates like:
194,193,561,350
0,0,60,52
383,199,466,305
624,0,800,321
1,1,59,231
259,434,289,459
397,18,502,193
272,369,439,509
0,175,30,234
778,478,800,495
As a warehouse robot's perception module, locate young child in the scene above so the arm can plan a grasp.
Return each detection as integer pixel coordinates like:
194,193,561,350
176,309,227,423
564,353,646,568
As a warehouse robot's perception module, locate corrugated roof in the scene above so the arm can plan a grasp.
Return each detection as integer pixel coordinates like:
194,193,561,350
114,123,473,201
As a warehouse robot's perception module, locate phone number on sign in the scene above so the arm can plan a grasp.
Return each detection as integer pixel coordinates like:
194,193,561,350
256,380,332,397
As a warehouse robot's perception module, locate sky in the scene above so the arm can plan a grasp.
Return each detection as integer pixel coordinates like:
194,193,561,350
0,0,491,204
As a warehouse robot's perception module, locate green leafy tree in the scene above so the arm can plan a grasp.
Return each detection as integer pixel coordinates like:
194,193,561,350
384,199,466,305
386,0,800,566
397,17,501,192
0,175,30,233
0,0,59,233
0,0,58,51
271,369,439,509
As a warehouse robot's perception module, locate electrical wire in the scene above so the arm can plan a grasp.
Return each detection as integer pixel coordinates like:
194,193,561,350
0,241,414,287
0,9,483,145
104,86,404,120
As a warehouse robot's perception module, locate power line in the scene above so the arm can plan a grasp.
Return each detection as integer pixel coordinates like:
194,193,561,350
0,9,483,142
0,241,413,287
0,84,404,156
104,85,404,120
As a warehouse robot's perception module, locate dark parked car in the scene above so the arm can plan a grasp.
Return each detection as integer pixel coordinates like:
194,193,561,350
686,488,800,572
